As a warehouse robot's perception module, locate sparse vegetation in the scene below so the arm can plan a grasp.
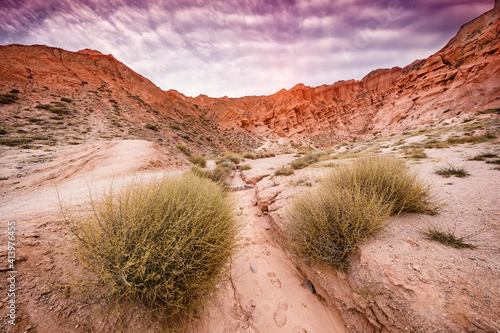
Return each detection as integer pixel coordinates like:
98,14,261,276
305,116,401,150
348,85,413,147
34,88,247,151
435,163,470,178
468,152,498,161
177,144,191,156
290,151,328,169
191,162,234,184
286,155,439,270
274,166,294,176
145,123,159,131
243,152,257,159
0,91,19,104
62,174,239,319
61,97,72,103
403,147,428,159
188,155,207,168
422,224,476,249
241,164,252,170
476,107,500,115
446,132,496,145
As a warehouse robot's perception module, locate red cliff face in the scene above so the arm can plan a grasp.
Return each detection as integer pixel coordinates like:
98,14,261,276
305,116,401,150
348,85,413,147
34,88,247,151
0,45,258,153
193,6,500,145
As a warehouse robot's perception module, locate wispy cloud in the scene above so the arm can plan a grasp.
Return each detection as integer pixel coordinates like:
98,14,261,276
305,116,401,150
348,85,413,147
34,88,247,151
0,0,493,97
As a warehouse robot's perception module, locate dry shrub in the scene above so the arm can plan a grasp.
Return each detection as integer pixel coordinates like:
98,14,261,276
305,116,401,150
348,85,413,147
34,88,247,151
241,164,252,170
191,161,233,184
242,152,257,159
274,166,294,176
446,132,496,145
287,185,392,269
62,174,239,318
330,155,439,215
188,155,207,168
286,155,439,269
422,224,476,249
435,163,469,178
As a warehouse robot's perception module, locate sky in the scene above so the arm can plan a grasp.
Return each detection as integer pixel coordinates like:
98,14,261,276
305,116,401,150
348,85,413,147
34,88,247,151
0,0,494,97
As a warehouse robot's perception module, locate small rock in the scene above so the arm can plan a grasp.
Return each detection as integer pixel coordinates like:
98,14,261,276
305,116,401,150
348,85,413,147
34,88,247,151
302,280,315,293
237,211,242,216
265,227,270,230
250,262,257,273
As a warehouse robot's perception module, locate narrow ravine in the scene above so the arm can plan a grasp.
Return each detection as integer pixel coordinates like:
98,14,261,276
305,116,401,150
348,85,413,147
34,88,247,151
222,171,347,333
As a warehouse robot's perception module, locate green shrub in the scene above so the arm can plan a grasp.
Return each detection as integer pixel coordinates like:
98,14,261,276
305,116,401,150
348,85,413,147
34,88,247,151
188,155,207,168
286,155,439,270
62,174,239,318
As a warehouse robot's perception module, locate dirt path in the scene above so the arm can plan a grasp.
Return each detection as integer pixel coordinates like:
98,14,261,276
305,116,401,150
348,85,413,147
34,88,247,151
223,172,347,332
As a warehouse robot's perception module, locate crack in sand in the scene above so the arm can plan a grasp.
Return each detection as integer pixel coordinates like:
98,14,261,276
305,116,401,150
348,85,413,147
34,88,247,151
225,171,347,332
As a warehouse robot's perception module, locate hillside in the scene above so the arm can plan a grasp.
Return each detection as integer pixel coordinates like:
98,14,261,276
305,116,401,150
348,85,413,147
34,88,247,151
0,46,258,157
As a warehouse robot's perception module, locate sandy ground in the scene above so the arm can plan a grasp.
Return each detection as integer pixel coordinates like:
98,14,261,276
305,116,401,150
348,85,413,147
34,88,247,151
0,127,499,332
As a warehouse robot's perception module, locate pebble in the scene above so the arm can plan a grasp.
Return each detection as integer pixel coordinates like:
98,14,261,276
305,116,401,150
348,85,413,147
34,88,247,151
302,280,315,293
250,262,257,273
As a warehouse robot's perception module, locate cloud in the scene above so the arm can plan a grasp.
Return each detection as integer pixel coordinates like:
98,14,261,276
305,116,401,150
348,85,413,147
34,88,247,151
0,0,495,97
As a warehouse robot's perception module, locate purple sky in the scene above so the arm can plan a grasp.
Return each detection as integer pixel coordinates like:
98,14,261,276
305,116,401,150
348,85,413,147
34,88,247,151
0,0,494,97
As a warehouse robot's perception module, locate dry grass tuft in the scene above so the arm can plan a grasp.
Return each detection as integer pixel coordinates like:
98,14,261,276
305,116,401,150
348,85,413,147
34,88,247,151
446,132,496,145
286,155,439,270
468,152,498,161
435,163,470,178
274,166,295,176
240,164,252,170
62,174,239,319
188,155,207,168
422,225,476,249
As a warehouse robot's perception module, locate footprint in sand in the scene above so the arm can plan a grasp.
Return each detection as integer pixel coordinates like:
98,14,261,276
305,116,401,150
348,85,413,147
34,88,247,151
293,326,308,333
261,246,272,256
267,272,281,288
251,280,263,296
273,302,288,328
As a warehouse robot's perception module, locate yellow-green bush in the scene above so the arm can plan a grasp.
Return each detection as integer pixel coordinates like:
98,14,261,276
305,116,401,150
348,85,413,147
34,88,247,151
62,174,239,317
188,155,207,168
191,161,233,184
330,155,439,215
286,155,438,269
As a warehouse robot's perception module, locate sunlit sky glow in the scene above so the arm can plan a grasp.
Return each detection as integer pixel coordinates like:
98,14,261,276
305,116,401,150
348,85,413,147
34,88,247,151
0,0,494,97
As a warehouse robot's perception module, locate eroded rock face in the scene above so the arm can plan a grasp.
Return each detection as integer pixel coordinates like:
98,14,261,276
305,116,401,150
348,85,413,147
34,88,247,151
193,6,500,144
0,45,259,154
